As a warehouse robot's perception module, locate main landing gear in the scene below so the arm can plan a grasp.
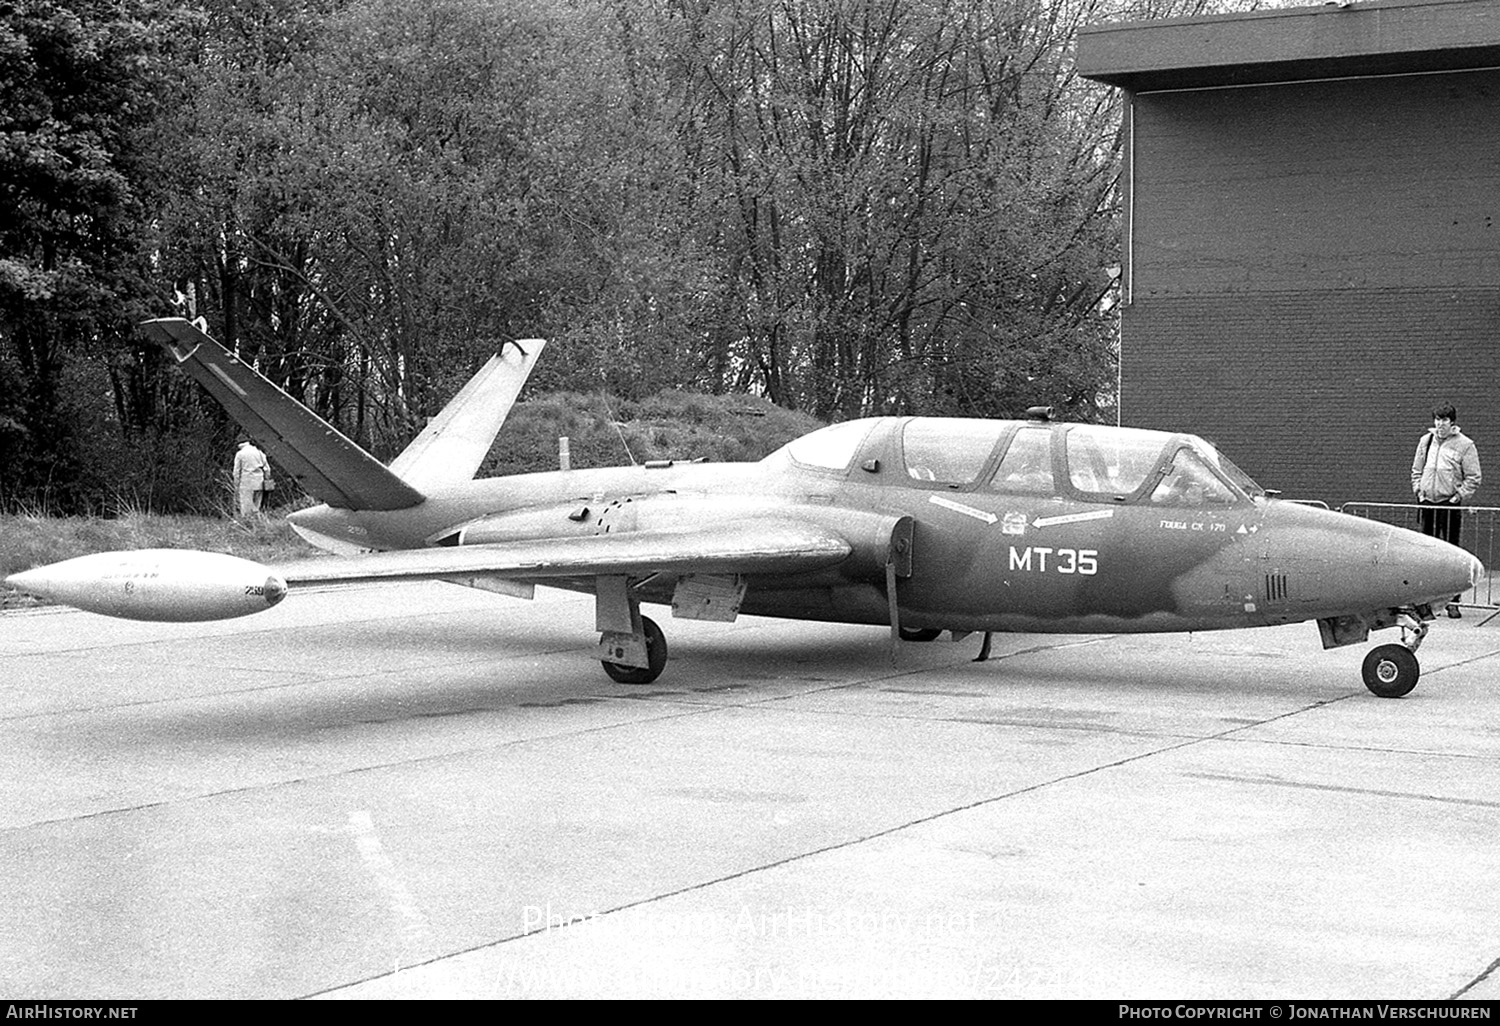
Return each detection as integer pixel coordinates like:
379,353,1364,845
601,615,668,685
898,626,943,642
1360,610,1429,699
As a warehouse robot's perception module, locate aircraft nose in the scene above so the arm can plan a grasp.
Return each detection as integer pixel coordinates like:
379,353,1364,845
1382,528,1484,606
1374,522,1476,600
1443,548,1484,602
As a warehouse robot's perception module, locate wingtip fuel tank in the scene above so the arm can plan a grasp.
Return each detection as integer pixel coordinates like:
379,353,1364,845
6,549,287,622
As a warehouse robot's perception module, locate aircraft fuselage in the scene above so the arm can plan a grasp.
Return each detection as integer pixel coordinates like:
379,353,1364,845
286,416,1478,639
12,320,1478,696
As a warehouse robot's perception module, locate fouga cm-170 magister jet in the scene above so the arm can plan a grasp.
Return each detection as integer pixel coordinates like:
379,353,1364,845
7,318,1484,698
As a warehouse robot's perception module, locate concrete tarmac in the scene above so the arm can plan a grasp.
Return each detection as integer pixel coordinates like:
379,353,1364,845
2,582,1498,999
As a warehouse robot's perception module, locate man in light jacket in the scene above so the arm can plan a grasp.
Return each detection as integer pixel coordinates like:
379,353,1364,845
1411,402,1481,616
232,435,271,517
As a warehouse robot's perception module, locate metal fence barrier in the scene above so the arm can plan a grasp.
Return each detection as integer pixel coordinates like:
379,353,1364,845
1338,502,1498,612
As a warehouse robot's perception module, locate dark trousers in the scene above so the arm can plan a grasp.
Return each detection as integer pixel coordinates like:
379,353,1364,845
1418,500,1463,548
1419,500,1464,604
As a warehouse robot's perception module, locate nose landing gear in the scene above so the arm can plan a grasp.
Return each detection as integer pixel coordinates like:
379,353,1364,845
1361,610,1429,698
1362,645,1418,698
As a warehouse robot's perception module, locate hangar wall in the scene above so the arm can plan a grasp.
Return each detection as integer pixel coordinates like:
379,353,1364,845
1079,0,1500,508
1123,68,1500,505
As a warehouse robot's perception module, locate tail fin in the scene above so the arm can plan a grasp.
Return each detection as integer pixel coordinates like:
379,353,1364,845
140,318,425,511
388,338,545,490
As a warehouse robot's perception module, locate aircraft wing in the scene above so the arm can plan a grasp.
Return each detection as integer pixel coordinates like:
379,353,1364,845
273,518,853,586
140,318,425,511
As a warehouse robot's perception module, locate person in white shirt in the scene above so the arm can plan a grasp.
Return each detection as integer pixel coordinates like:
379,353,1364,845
232,435,271,517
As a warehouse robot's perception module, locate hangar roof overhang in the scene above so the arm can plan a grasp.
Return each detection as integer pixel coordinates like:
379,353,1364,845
1076,0,1500,92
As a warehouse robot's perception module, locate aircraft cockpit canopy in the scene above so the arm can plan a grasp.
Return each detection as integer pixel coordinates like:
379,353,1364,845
1148,445,1241,506
1063,425,1170,499
779,418,881,470
770,416,1265,506
1189,438,1266,499
991,425,1055,493
1046,424,1265,506
901,419,1010,485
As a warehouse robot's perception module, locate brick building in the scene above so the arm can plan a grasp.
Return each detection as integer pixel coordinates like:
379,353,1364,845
1076,0,1500,506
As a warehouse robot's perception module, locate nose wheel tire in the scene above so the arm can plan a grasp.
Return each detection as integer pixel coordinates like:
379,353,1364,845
898,627,943,642
602,615,668,685
1362,644,1419,698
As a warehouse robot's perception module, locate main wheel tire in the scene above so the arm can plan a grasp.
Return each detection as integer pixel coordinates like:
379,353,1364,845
601,615,668,685
1361,644,1419,698
898,627,943,642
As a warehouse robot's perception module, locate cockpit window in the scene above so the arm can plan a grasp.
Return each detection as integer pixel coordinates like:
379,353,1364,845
989,427,1054,493
1150,448,1238,507
1191,440,1265,498
781,418,877,470
902,418,1009,486
1065,425,1173,498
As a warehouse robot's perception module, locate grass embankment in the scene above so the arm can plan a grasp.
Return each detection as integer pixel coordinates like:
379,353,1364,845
0,513,323,610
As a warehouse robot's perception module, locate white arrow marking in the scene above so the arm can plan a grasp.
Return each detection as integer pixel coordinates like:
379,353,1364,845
1032,509,1115,528
928,494,998,524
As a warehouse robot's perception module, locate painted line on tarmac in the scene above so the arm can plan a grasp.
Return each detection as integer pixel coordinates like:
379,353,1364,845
302,693,1331,999
1453,955,1500,1000
1183,771,1500,809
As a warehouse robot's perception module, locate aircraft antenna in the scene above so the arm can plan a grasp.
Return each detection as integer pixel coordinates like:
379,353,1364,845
604,397,638,466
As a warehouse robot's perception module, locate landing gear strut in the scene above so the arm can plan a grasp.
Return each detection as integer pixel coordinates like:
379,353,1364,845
1360,610,1429,698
